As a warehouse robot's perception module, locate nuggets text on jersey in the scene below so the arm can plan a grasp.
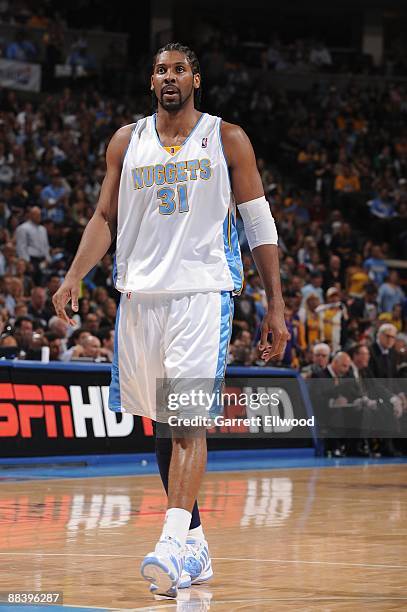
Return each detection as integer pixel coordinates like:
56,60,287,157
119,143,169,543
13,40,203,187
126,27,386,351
131,159,212,189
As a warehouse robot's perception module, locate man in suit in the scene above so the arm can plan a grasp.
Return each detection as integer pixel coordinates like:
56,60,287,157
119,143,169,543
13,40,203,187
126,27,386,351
368,324,405,454
301,342,330,379
349,343,402,456
311,351,353,456
370,324,400,380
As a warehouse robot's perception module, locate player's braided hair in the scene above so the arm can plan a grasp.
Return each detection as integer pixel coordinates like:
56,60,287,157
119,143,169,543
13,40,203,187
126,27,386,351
152,42,202,109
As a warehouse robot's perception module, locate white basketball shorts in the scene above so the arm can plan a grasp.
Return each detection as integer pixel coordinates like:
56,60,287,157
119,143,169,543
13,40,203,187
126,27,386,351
108,291,234,421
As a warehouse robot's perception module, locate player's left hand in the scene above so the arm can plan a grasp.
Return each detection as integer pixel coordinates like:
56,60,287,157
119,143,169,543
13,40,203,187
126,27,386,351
259,302,290,362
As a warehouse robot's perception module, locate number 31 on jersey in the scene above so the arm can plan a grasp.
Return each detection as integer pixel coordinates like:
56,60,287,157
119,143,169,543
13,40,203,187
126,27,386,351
157,185,189,215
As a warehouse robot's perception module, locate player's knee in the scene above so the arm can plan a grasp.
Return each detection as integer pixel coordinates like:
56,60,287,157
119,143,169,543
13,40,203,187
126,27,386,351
170,424,206,446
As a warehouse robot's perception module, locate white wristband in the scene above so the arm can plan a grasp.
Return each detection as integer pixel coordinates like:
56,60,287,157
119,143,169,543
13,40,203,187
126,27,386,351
237,196,278,250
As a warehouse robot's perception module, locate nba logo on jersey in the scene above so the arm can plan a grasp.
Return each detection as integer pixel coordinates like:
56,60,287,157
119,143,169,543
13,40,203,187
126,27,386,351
170,147,176,154
202,137,208,148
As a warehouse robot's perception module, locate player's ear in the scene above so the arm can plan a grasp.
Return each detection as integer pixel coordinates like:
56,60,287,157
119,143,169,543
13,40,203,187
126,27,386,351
150,76,155,91
193,73,201,89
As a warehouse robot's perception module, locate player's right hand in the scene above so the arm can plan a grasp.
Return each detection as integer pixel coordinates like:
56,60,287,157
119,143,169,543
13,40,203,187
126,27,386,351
52,277,80,326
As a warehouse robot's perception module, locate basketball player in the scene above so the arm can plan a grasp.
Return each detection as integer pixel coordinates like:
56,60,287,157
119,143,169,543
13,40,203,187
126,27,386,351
53,43,289,598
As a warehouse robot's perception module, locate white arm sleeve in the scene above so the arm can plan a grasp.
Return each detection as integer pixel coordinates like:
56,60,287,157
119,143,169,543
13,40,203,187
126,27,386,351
237,196,278,250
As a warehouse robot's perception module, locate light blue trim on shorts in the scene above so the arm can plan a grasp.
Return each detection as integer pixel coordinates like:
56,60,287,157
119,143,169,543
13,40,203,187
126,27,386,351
108,299,122,412
210,292,234,416
215,291,234,379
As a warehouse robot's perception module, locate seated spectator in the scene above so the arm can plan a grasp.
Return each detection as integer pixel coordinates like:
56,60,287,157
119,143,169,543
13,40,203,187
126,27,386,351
323,255,345,292
284,195,310,225
245,270,267,320
0,333,18,349
229,341,252,366
297,236,318,267
378,304,404,332
367,189,397,219
301,270,324,304
369,324,400,380
0,274,16,315
67,42,97,75
0,201,11,231
61,328,91,361
301,342,330,378
281,305,303,368
299,293,322,347
14,315,34,352
330,223,358,265
233,293,257,337
99,328,114,363
100,298,117,328
395,333,407,370
309,41,332,69
71,334,104,361
25,328,48,360
28,286,53,325
47,315,69,351
369,326,405,453
83,312,101,335
363,245,389,285
378,271,405,313
0,141,15,184
1,242,18,275
70,296,91,328
6,30,37,62
311,351,353,457
14,301,29,319
93,286,109,307
9,276,24,306
334,165,361,194
8,183,30,218
45,332,63,361
92,254,115,295
316,287,348,353
349,343,401,456
346,253,369,298
40,169,68,223
45,274,61,306
15,258,34,296
369,323,405,432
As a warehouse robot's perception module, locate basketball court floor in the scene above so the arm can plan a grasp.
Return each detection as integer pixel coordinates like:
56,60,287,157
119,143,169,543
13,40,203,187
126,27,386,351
0,451,406,611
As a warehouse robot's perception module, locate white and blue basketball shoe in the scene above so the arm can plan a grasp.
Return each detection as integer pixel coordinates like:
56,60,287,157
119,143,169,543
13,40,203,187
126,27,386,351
141,535,184,598
178,538,213,589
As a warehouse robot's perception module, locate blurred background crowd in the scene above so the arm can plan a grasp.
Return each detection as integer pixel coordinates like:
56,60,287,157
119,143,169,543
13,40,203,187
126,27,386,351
0,1,406,455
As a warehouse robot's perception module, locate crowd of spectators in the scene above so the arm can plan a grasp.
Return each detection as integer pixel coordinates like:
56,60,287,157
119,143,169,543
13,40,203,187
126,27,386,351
2,2,407,84
0,78,405,365
0,84,139,364
0,1,129,94
198,36,335,79
198,33,407,78
224,75,407,374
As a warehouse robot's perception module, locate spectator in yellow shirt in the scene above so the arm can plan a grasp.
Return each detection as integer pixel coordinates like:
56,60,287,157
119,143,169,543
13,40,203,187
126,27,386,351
334,165,361,193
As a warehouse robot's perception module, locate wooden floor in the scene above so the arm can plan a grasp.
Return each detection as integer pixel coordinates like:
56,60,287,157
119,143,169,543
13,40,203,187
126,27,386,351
0,463,406,611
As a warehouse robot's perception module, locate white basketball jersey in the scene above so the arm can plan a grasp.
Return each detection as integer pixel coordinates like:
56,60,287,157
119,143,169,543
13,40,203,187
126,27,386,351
114,113,243,294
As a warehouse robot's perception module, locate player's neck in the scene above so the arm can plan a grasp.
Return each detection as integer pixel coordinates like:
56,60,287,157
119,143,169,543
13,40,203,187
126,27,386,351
156,106,202,139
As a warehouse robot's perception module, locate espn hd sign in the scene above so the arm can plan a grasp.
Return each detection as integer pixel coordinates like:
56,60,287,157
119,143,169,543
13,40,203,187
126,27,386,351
0,365,313,456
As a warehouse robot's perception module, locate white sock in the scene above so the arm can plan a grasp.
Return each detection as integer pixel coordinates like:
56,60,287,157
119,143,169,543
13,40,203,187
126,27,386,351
161,507,192,546
188,524,205,541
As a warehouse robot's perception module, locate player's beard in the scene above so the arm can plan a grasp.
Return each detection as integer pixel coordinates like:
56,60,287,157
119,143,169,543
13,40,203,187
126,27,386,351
159,84,194,111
